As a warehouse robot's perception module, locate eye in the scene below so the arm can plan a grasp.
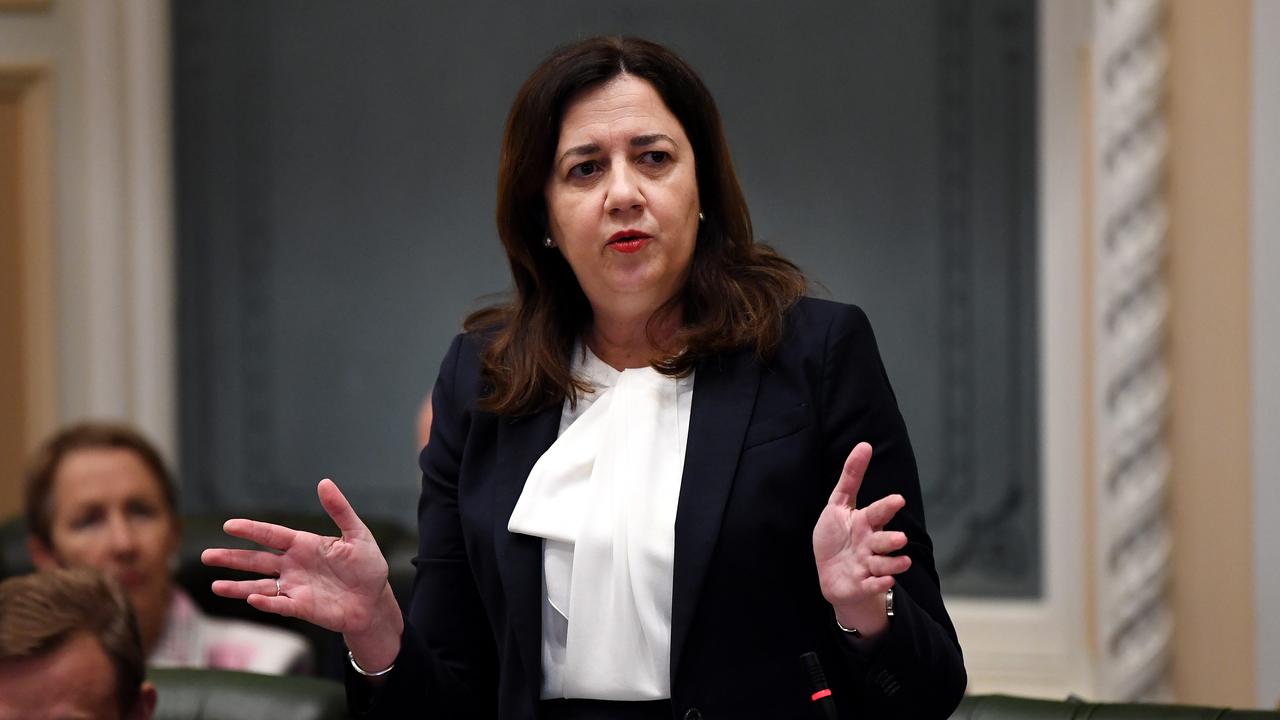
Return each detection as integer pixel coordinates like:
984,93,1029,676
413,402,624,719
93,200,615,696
69,506,105,530
126,498,161,519
640,150,669,165
568,160,600,179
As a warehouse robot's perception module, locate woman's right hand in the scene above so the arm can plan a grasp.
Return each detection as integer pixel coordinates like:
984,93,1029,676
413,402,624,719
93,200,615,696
201,478,404,670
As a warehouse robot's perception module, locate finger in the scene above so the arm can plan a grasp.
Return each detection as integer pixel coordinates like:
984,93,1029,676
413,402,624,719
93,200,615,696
861,574,896,595
200,548,283,576
211,578,280,600
867,530,909,556
867,554,912,577
317,478,370,540
221,518,298,552
247,593,297,618
828,442,873,508
861,494,906,530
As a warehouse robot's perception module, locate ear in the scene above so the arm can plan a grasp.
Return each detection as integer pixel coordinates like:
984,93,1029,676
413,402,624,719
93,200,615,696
27,535,59,571
129,682,158,720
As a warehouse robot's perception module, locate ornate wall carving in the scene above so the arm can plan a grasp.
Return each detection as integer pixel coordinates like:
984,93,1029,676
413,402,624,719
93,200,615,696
1091,0,1172,700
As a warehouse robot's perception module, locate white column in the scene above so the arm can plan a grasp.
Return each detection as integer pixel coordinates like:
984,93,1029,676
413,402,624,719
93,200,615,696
1090,0,1173,701
120,0,176,461
58,0,175,461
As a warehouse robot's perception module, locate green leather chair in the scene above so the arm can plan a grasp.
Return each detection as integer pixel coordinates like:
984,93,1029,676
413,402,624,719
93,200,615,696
149,668,346,720
951,695,1280,719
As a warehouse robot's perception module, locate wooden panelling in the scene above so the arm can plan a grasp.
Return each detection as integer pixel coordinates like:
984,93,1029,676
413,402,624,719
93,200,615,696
1165,0,1255,706
0,67,55,521
0,1,52,12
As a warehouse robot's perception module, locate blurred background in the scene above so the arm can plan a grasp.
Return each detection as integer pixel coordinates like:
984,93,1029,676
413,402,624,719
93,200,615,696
0,0,1274,709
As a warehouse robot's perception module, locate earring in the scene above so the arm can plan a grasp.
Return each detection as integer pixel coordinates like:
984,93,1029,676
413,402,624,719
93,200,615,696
698,212,705,223
544,236,554,248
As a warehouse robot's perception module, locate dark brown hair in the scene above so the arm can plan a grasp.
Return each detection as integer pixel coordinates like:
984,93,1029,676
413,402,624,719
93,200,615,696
467,36,806,415
25,421,178,547
0,568,146,717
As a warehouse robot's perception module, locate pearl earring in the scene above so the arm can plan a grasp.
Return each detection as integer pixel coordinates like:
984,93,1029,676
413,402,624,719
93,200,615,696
544,236,554,248
698,212,705,222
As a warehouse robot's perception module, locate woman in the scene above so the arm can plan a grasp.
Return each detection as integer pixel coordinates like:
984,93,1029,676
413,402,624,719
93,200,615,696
24,421,311,674
203,36,966,718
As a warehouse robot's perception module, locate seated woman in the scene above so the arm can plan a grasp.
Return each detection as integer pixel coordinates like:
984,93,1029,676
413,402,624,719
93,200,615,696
23,421,312,674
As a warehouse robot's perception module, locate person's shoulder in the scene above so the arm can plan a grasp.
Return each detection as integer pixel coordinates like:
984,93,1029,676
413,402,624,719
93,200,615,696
203,615,313,674
787,296,867,321
783,296,874,343
205,614,307,645
436,328,491,392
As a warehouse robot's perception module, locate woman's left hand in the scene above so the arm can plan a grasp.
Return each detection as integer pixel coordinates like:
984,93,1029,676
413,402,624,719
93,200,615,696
812,442,911,639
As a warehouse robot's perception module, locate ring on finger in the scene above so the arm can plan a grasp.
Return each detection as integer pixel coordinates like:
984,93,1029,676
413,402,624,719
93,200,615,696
274,577,282,597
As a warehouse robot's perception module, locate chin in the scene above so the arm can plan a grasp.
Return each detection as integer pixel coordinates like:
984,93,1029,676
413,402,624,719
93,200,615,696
131,578,169,608
607,268,676,295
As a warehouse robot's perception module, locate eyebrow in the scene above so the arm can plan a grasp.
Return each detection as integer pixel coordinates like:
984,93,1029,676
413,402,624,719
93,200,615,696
630,133,675,148
557,134,677,166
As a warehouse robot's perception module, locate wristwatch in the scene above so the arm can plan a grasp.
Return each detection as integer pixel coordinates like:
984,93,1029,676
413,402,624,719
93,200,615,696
835,589,895,638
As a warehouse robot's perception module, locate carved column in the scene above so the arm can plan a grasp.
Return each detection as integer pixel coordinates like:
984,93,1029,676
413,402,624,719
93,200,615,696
1091,0,1172,700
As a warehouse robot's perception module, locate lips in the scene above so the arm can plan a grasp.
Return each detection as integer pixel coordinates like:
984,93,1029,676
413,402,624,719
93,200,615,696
606,230,652,254
115,569,147,589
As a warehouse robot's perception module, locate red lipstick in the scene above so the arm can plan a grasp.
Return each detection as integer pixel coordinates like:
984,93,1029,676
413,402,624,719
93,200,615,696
607,230,652,254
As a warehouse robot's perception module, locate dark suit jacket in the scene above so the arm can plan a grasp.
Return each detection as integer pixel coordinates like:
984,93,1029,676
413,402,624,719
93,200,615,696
353,298,966,719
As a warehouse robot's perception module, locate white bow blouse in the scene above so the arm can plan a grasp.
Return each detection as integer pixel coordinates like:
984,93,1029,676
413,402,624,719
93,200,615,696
507,343,694,700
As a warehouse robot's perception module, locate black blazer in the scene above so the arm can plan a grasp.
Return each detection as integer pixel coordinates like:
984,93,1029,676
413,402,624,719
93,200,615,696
354,298,966,719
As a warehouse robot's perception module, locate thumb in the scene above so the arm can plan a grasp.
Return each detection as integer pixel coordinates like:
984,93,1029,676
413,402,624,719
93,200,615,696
316,478,370,541
827,442,872,508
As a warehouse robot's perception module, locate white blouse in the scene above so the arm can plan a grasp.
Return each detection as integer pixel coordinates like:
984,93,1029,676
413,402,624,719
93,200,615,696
507,343,694,700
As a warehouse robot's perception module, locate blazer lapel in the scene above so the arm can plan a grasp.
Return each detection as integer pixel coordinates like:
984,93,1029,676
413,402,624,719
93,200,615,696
670,348,761,682
492,406,560,707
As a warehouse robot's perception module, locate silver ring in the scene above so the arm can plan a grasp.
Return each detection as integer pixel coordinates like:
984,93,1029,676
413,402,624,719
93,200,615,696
274,577,282,597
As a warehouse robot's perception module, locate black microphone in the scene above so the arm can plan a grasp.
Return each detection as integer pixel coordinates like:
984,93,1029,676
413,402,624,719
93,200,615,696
799,651,839,720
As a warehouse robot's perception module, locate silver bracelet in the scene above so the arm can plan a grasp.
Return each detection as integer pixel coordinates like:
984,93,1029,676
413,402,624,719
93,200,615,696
835,617,863,638
835,589,895,638
348,650,395,677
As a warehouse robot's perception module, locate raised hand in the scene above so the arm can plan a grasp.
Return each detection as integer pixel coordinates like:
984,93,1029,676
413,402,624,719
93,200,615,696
812,442,911,637
201,479,402,647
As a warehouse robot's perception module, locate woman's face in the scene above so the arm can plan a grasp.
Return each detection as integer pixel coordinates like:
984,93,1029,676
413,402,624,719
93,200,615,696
31,448,179,630
544,74,700,322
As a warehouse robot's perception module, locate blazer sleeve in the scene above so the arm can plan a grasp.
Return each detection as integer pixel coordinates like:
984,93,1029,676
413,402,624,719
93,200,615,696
819,304,967,717
347,332,499,718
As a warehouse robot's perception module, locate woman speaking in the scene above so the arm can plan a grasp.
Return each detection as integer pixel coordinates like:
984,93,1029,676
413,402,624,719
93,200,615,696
203,36,966,719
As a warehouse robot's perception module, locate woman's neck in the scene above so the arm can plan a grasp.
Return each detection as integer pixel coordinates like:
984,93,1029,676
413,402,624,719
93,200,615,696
587,302,682,371
136,583,173,658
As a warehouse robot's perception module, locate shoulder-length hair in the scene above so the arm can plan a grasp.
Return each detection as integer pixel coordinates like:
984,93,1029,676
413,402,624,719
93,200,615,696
25,421,178,548
466,36,805,416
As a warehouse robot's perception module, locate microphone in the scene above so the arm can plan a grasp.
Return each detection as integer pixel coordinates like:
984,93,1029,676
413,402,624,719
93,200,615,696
799,651,839,720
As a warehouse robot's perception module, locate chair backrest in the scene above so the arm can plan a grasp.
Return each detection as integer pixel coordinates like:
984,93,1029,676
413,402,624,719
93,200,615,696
0,516,34,579
149,668,346,720
951,695,1280,719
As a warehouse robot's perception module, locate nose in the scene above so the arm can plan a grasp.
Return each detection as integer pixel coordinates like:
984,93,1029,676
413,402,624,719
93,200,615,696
604,163,645,216
105,511,139,559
